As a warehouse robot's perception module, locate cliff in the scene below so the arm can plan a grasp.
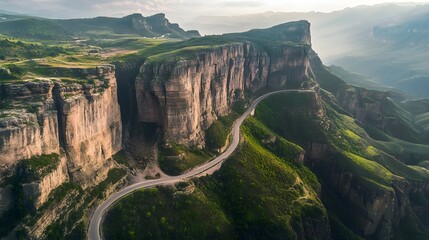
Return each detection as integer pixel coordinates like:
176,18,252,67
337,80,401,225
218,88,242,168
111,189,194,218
22,154,69,207
316,148,429,239
55,66,122,186
135,21,312,147
0,65,123,223
0,81,60,168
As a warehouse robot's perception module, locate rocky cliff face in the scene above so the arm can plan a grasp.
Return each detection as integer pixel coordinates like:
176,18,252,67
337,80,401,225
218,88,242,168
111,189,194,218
301,58,429,238
22,155,69,207
316,151,429,239
121,13,201,39
0,65,122,197
136,39,311,147
335,87,387,124
0,81,60,168
55,66,122,186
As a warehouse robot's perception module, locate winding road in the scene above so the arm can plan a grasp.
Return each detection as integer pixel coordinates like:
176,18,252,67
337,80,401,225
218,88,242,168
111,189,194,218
88,89,312,240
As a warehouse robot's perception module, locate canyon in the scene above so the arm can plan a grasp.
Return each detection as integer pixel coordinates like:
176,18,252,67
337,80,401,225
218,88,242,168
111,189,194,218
0,18,428,240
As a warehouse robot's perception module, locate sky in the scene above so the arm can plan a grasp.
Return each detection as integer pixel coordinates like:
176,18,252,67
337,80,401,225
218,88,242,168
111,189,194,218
1,0,429,23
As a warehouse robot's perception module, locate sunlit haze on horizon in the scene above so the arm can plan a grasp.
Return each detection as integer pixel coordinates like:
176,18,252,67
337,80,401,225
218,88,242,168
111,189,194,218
0,0,428,22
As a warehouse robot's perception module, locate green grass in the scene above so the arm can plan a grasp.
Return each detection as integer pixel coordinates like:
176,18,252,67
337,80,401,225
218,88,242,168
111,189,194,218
19,154,60,182
380,97,423,142
365,125,429,165
0,38,67,59
255,92,328,145
131,20,309,64
104,187,234,240
256,91,429,184
159,144,214,176
98,37,168,50
342,151,394,186
0,18,72,40
104,117,327,239
419,161,429,170
90,168,126,199
205,113,239,151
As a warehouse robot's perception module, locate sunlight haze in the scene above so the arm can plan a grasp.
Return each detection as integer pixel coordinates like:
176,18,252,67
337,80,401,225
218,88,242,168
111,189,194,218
1,0,428,21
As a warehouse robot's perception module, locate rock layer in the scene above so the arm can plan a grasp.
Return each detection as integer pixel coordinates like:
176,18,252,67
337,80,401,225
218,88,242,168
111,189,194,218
22,155,69,207
55,66,122,186
0,65,123,195
0,81,60,167
136,41,311,146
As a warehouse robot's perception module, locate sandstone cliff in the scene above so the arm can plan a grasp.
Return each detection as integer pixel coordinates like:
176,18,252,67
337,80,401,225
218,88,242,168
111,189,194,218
135,22,312,147
0,65,123,220
22,155,69,207
55,66,122,187
0,81,60,168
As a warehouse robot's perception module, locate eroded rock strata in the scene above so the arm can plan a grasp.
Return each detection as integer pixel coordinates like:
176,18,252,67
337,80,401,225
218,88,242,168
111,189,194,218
0,65,122,218
136,27,312,147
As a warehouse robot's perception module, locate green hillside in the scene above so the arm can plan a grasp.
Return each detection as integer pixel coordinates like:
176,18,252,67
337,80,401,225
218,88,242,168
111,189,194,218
0,13,200,40
0,19,72,40
104,118,329,240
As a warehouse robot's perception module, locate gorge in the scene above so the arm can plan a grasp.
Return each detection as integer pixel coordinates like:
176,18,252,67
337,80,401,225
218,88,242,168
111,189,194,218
0,16,428,240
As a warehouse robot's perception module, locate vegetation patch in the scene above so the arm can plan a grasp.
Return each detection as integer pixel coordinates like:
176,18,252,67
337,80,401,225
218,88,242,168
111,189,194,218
104,187,233,240
159,144,213,176
205,113,238,151
90,168,126,199
112,150,130,167
104,118,328,239
19,154,60,182
0,38,67,60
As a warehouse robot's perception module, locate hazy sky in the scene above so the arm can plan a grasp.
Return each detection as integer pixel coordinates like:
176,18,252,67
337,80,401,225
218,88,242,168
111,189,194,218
1,0,429,22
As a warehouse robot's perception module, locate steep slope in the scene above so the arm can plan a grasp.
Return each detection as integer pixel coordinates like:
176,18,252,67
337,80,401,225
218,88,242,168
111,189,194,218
104,118,330,240
134,20,312,147
187,4,429,97
250,54,429,239
255,89,429,239
0,65,123,238
106,21,429,240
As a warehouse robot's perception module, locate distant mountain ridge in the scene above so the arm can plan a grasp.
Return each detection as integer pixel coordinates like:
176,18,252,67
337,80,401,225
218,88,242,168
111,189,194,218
0,13,200,40
184,3,429,98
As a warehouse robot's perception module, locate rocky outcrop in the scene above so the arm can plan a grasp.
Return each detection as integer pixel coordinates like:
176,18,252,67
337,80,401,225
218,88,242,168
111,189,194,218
54,65,122,187
22,155,68,207
317,152,429,239
0,81,60,169
335,87,387,124
0,65,122,187
136,33,311,146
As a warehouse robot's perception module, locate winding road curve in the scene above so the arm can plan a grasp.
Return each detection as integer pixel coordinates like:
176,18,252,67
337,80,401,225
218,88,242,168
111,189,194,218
88,89,313,240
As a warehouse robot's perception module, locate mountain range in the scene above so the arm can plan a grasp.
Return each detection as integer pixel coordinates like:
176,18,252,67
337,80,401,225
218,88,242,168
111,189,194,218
187,3,429,98
0,13,200,40
0,8,428,240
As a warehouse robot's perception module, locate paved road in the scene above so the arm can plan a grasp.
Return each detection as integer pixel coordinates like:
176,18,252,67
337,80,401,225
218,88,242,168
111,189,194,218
88,89,312,240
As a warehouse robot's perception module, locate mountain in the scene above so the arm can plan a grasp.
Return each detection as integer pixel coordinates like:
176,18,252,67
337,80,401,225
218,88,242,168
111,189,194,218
1,19,429,240
104,22,429,239
334,11,429,98
0,13,200,40
185,4,429,97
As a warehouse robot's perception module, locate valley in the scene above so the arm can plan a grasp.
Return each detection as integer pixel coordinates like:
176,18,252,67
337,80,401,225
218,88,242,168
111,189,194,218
0,5,428,240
